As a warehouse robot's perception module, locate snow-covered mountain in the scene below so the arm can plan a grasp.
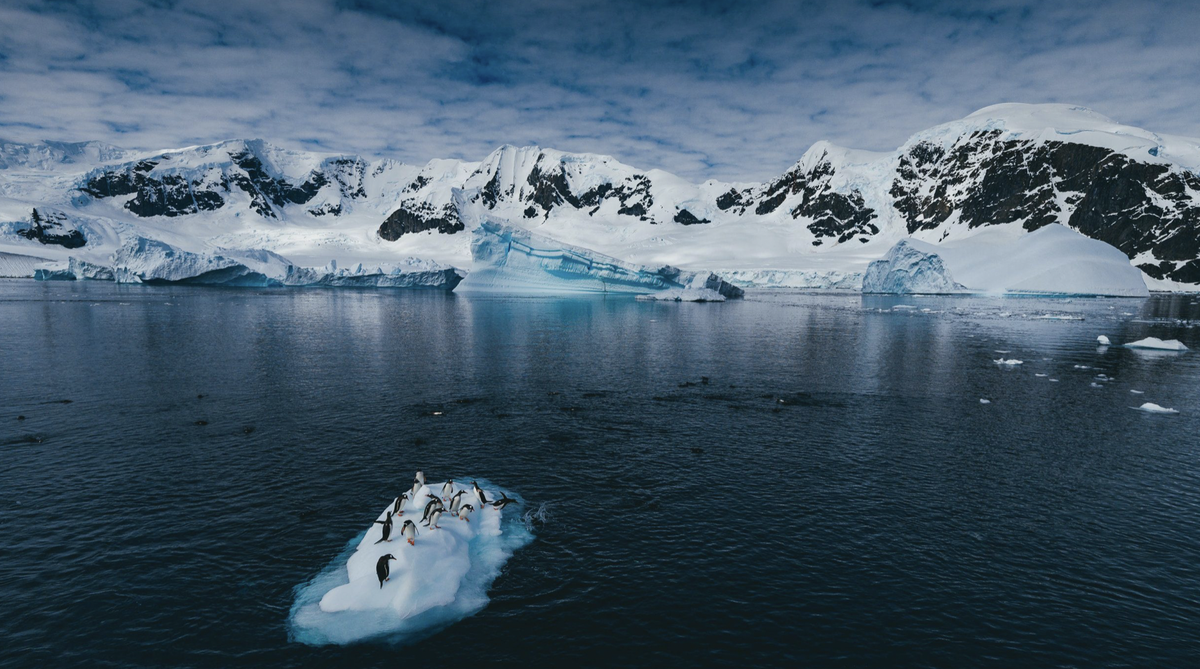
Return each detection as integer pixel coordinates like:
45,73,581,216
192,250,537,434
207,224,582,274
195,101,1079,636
2,103,1198,288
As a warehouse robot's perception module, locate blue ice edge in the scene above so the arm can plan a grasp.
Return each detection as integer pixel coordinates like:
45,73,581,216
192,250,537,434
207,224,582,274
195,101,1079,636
287,482,535,646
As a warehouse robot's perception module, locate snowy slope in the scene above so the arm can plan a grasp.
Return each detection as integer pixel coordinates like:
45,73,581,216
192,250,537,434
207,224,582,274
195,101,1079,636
1,103,1198,290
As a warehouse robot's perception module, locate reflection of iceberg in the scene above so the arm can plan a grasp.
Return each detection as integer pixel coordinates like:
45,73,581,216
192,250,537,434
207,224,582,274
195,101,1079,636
31,236,463,289
454,221,743,298
863,224,1149,297
288,480,534,646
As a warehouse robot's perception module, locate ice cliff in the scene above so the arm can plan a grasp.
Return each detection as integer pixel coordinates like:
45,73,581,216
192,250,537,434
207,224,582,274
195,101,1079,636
454,221,744,299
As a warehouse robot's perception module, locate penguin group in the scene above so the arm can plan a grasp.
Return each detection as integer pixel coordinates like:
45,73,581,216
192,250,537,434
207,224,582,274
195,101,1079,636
373,471,513,588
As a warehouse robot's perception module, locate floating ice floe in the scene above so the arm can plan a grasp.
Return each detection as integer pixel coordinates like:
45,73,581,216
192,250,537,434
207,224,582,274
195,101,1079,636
1130,389,1145,394
1134,402,1178,414
455,222,743,299
289,479,534,646
1124,337,1188,351
979,399,991,404
994,358,1023,366
1097,335,1111,345
1035,373,1048,377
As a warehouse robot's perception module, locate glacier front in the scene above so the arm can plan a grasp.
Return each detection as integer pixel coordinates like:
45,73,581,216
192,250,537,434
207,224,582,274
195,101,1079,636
454,221,744,298
863,224,1149,297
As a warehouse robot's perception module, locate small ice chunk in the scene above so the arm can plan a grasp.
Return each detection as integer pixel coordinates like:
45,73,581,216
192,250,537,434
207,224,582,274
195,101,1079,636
994,358,1023,366
1097,335,1111,345
1035,373,1048,377
1124,337,1188,351
995,350,1010,354
1074,365,1091,369
1130,389,1145,394
1135,402,1178,414
1090,382,1102,388
1049,378,1059,382
979,399,991,404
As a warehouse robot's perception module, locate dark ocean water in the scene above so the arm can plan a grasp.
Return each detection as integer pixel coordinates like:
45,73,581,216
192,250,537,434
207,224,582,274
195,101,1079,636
2,279,1200,668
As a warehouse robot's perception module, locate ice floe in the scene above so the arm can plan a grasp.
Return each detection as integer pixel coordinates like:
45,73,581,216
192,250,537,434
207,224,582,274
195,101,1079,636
1134,403,1179,414
1124,337,1188,351
1097,335,1111,345
994,358,1023,366
289,478,534,646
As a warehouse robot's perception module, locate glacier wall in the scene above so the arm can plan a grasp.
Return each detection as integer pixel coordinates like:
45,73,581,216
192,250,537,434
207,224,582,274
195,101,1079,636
454,221,743,298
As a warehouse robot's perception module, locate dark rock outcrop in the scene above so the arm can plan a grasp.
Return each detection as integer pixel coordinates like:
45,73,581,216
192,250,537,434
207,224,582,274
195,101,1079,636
17,209,86,248
378,203,464,240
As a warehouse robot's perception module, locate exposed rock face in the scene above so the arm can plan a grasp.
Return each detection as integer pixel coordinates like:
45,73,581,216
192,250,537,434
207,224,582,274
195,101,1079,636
17,209,86,248
378,203,464,240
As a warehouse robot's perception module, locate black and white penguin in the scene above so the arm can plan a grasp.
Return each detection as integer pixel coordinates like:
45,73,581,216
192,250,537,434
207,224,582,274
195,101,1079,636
425,508,443,529
442,479,455,500
401,519,418,545
448,490,465,515
421,498,443,524
491,492,514,511
457,504,474,522
376,554,396,588
373,511,394,544
392,493,409,516
415,471,426,486
410,478,423,498
472,481,490,506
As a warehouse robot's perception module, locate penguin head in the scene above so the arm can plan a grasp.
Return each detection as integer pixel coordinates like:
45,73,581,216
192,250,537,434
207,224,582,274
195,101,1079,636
383,554,396,561
463,504,474,512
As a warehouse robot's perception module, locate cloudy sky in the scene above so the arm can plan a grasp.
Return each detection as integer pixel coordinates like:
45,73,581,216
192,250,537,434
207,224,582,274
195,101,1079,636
0,0,1197,181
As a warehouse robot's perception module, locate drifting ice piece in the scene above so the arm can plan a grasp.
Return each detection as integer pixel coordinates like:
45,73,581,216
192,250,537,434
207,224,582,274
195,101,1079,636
455,221,743,298
1097,335,1111,345
288,480,534,646
863,224,1149,296
1124,337,1188,351
1135,402,1178,414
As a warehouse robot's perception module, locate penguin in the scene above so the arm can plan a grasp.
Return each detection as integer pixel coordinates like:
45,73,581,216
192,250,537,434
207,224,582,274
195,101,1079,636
373,511,394,544
425,508,443,529
449,490,465,515
410,478,423,498
472,481,490,506
442,479,455,500
376,554,396,588
421,497,443,524
401,519,418,545
491,491,515,511
457,504,474,522
392,492,409,516
415,470,426,486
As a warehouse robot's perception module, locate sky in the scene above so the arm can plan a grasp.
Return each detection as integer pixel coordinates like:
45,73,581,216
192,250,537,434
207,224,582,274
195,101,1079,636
0,0,1197,182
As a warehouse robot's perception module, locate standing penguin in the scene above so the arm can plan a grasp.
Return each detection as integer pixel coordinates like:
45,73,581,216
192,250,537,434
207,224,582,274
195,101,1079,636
457,504,474,522
442,479,455,500
373,511,394,544
492,492,514,511
472,481,490,506
376,554,396,588
448,490,465,515
392,493,409,516
401,519,418,545
425,508,443,529
415,471,426,486
421,498,443,525
410,478,423,498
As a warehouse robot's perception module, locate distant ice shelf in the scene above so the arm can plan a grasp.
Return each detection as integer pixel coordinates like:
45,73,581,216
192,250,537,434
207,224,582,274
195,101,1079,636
454,221,744,299
862,224,1149,297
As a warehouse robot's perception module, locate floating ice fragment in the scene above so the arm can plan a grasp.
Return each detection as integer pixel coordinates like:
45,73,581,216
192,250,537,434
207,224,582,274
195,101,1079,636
979,399,991,404
1035,373,1048,377
1130,389,1145,394
995,350,1010,354
1135,403,1178,414
1074,365,1091,369
994,358,1023,366
1049,378,1059,382
1124,337,1188,351
1097,335,1111,345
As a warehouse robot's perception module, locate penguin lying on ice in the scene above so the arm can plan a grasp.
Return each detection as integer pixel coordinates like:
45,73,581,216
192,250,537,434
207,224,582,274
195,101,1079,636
491,491,514,511
376,554,396,588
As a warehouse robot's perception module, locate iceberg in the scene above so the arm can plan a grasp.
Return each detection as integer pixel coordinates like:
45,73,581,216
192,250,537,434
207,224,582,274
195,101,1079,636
1124,337,1188,351
1135,402,1179,414
1097,335,1111,345
31,236,463,289
863,224,1149,297
289,479,534,646
454,221,744,298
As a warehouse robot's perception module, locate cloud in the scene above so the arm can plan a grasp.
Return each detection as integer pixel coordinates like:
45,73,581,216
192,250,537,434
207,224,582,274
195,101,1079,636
0,0,1197,181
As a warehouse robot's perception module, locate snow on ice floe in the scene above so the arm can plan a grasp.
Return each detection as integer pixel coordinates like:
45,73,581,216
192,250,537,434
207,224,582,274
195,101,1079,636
288,479,535,646
1124,337,1189,351
862,224,1149,296
1135,402,1179,414
454,221,743,299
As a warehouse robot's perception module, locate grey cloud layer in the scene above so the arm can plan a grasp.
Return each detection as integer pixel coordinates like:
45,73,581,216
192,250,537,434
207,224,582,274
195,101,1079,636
0,0,1196,181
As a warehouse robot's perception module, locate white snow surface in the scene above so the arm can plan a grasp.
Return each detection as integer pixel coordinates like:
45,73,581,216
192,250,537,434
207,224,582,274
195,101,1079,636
863,224,1148,296
289,480,534,646
1124,337,1189,351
